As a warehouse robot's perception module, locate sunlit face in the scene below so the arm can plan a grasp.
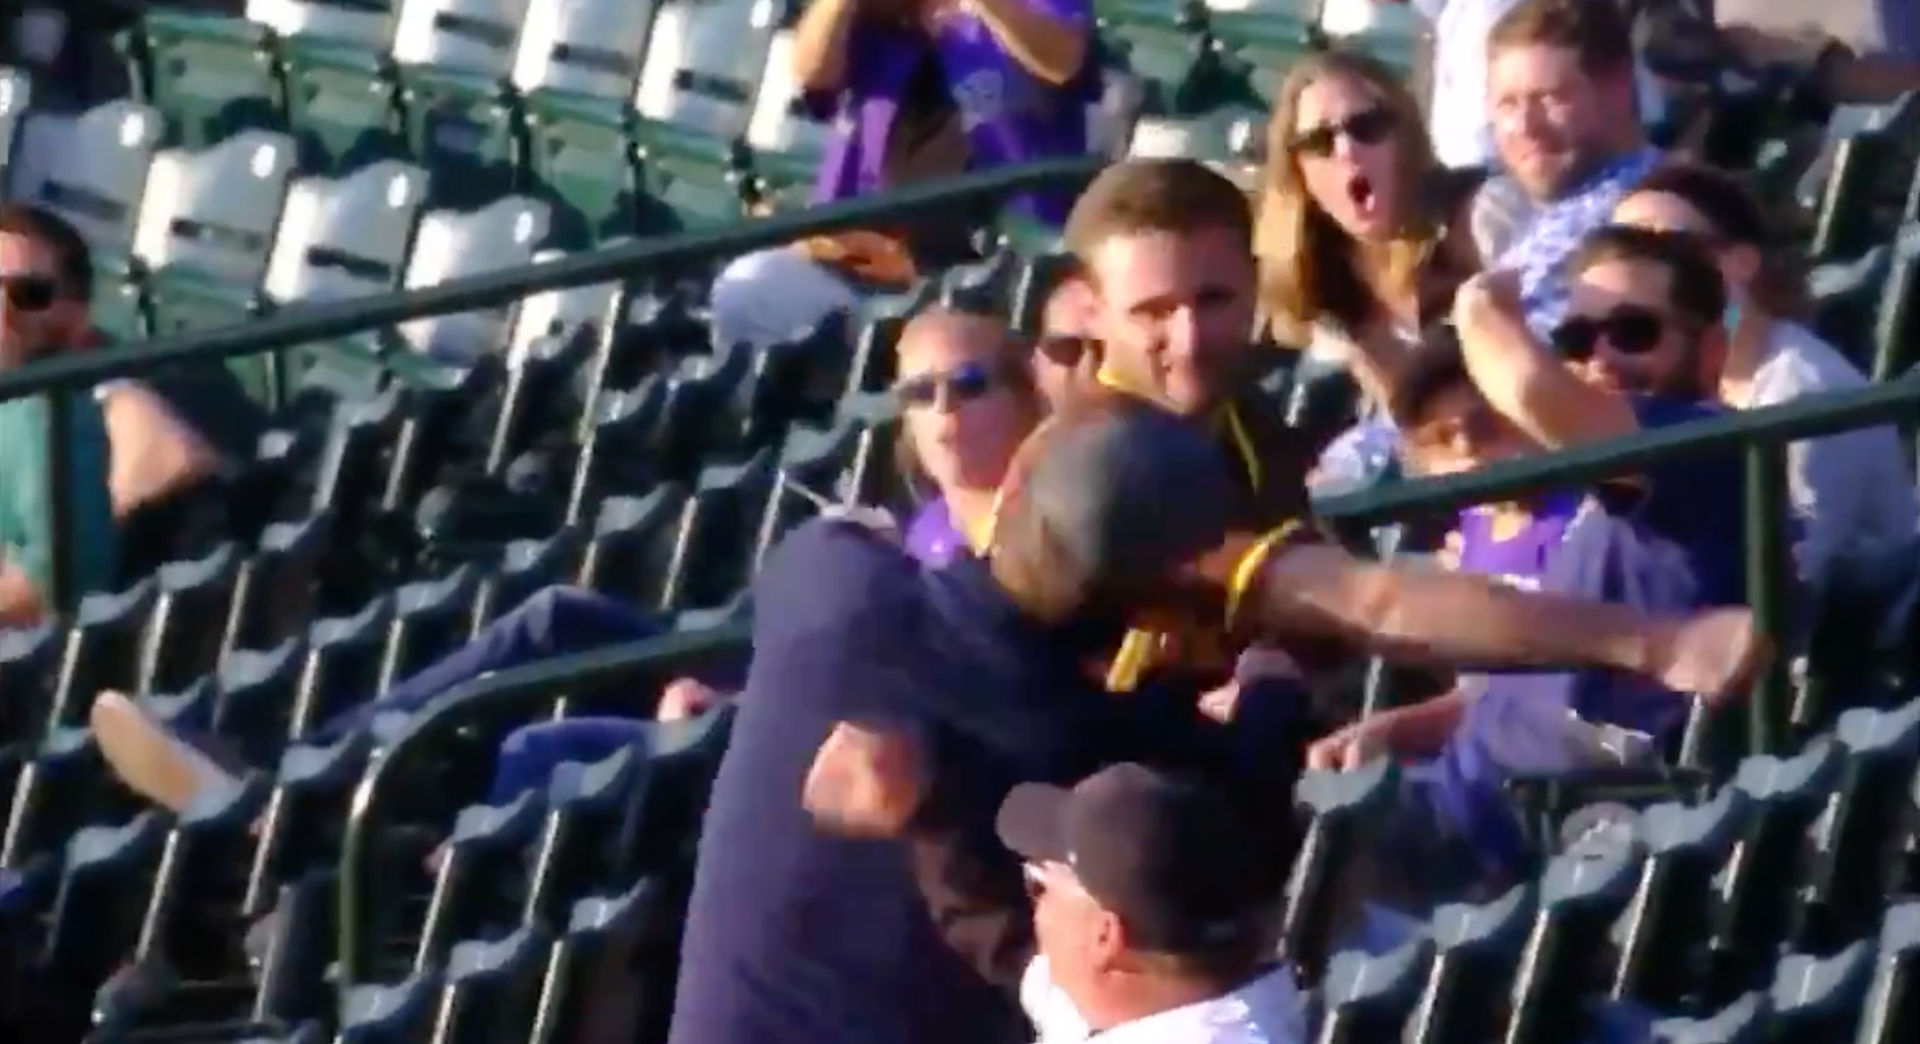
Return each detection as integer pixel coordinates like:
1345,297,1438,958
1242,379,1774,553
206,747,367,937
1400,382,1532,476
1612,191,1747,303
1289,74,1404,240
1488,45,1621,201
1026,862,1121,1011
1033,278,1101,409
0,232,75,369
1556,258,1709,398
1087,227,1258,415
897,320,1034,495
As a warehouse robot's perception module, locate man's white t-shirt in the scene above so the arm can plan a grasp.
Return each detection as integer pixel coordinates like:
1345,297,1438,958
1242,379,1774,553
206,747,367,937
1019,956,1307,1044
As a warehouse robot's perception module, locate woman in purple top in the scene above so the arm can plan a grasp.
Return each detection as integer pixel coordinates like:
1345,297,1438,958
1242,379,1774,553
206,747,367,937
709,0,1096,354
896,308,1049,564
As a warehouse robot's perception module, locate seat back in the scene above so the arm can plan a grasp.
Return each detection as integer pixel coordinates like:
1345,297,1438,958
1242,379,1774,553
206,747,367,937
134,129,299,287
263,159,430,305
512,0,660,99
247,0,398,49
743,30,832,169
505,240,631,367
0,66,33,201
633,0,785,144
400,195,553,361
390,0,534,75
10,100,164,261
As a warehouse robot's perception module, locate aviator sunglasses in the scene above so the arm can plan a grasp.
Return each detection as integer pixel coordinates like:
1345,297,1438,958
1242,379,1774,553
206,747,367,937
0,273,58,312
1549,305,1675,361
1288,107,1397,158
894,359,1001,407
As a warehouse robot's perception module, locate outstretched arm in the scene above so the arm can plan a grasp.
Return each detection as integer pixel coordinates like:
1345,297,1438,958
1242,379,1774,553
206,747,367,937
1222,535,1763,699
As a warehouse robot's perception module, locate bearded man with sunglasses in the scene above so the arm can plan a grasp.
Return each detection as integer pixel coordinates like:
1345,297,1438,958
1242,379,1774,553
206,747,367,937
0,204,118,626
1295,225,1759,919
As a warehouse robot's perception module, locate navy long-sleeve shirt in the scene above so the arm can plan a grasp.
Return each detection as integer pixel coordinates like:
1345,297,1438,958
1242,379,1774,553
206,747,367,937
667,520,1114,1044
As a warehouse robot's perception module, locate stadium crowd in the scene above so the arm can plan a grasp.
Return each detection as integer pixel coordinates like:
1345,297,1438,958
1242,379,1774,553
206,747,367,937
1,0,1919,1040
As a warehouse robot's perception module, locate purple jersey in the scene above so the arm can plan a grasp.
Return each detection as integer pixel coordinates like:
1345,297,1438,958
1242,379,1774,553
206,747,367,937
1449,495,1581,590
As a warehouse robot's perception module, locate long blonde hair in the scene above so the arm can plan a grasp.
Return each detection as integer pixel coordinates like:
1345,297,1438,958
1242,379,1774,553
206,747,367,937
1256,50,1448,347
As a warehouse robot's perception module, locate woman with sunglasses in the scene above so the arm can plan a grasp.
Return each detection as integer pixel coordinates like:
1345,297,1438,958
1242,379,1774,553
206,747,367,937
896,309,1049,564
1613,164,1917,585
1256,51,1503,496
1258,51,1492,407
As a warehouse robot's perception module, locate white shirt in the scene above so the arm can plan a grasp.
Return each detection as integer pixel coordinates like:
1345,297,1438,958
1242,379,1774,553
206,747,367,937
1723,320,1919,585
1019,957,1307,1044
1416,0,1667,169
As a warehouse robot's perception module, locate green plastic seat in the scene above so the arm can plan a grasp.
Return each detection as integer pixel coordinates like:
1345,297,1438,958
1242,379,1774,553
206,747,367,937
388,0,533,208
513,0,660,245
0,65,31,197
280,36,407,174
120,12,285,150
395,65,525,209
249,0,398,50
742,30,833,206
630,0,781,167
253,158,431,405
395,195,552,363
522,94,644,248
133,129,300,401
10,99,164,270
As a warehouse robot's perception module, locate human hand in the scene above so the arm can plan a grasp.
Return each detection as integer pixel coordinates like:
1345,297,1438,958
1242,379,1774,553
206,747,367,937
1305,717,1391,772
1648,607,1768,703
803,721,929,838
657,678,725,721
1451,269,1525,333
1199,680,1241,723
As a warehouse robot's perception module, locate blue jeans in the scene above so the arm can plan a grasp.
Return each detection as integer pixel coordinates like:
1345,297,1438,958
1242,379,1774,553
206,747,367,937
486,718,650,804
310,586,666,744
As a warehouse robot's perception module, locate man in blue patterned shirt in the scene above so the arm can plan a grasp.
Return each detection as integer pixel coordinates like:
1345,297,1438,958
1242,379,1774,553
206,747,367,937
1482,0,1663,338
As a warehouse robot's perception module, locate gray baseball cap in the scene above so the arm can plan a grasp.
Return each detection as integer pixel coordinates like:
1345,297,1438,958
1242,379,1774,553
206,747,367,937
1009,398,1240,607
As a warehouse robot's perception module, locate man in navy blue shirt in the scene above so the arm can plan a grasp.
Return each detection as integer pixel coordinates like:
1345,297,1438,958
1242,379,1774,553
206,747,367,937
1309,226,1770,910
671,394,1766,1044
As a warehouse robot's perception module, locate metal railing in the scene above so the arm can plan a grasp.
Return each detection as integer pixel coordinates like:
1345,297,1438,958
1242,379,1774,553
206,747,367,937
0,157,1105,611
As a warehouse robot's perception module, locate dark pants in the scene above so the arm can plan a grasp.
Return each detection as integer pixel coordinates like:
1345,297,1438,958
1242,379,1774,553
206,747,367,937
486,717,650,804
311,586,665,744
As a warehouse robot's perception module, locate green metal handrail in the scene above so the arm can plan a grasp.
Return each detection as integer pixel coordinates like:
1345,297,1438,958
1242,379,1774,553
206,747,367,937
0,157,1103,611
1314,372,1920,756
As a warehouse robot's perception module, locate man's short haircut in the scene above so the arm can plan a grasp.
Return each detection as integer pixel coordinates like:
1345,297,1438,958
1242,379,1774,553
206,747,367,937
0,203,93,305
1063,159,1255,269
1487,0,1635,75
1388,326,1477,431
1567,225,1728,331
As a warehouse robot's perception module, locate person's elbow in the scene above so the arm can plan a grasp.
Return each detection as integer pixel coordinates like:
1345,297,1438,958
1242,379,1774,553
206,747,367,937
1028,30,1090,86
0,560,47,629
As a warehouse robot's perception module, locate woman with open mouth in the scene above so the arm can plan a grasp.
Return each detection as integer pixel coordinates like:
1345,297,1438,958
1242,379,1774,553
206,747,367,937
1254,50,1503,489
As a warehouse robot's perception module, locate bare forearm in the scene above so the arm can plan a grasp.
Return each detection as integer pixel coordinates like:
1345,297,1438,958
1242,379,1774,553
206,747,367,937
0,564,45,629
792,0,861,92
967,0,1088,85
1246,545,1667,675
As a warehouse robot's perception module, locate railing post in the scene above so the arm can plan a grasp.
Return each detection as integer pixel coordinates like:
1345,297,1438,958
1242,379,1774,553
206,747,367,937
1743,442,1793,758
45,386,75,614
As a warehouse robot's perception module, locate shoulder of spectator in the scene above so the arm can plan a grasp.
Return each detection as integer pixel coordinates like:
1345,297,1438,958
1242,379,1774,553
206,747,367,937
755,518,923,639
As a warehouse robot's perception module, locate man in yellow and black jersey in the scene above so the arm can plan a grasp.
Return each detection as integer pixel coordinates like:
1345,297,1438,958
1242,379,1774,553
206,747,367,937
1047,158,1327,694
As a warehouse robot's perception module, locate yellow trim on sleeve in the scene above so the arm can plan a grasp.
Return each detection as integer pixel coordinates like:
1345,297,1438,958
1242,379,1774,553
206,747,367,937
1223,522,1301,634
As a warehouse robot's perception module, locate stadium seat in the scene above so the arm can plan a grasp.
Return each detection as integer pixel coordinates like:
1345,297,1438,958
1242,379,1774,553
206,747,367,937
122,12,284,150
0,65,34,195
257,159,430,403
513,0,655,245
248,0,397,48
394,194,551,363
10,98,164,272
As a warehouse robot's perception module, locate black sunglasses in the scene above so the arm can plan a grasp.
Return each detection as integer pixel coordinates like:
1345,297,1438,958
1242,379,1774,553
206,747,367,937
1550,305,1673,361
1289,107,1398,158
1034,333,1098,368
895,360,999,407
0,273,57,313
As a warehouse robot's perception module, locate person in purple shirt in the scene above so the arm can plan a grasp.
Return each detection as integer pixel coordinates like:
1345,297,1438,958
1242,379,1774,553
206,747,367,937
709,0,1096,353
1311,226,1772,911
